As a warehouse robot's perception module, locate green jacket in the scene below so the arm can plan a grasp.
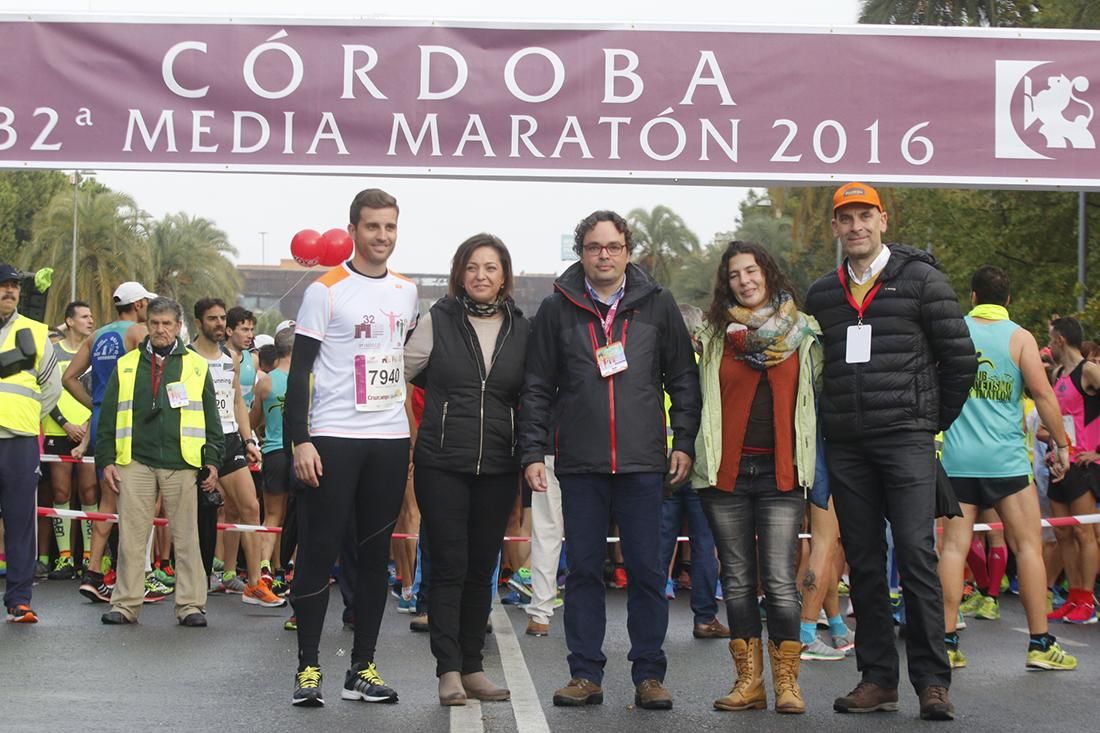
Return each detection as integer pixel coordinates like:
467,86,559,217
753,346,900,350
96,337,224,471
690,316,823,492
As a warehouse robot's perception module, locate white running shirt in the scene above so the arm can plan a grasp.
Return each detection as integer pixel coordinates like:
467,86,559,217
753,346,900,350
202,347,239,434
295,264,419,439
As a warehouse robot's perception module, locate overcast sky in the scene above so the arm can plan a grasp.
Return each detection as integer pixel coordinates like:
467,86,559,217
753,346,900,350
1,1,862,274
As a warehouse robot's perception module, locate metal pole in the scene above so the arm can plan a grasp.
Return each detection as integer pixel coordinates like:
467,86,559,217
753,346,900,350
1078,191,1087,313
835,237,842,268
259,231,267,265
70,172,79,302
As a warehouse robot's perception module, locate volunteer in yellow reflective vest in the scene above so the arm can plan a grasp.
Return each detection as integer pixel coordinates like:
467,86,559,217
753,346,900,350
0,263,62,624
95,296,224,627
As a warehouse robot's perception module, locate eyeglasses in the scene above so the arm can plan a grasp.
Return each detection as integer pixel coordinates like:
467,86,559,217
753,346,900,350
582,243,626,256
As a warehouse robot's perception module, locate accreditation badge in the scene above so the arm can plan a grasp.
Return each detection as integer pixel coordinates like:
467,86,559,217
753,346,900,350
596,341,628,378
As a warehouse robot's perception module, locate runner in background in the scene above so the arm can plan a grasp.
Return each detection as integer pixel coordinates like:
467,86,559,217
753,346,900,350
189,297,284,609
939,265,1076,670
249,325,294,596
1047,317,1100,624
43,301,97,580
64,281,153,603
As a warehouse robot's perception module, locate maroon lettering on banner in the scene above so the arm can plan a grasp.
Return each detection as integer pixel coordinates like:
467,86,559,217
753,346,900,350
2,16,1100,187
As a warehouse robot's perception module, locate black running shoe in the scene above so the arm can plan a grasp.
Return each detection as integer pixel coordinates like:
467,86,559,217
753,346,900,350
79,571,112,603
292,666,324,707
342,662,398,703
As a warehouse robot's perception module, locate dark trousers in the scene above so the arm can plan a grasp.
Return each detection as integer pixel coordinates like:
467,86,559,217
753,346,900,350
0,436,39,608
826,432,950,692
414,466,516,676
559,472,667,685
700,455,803,643
290,437,409,669
197,494,218,577
659,483,720,625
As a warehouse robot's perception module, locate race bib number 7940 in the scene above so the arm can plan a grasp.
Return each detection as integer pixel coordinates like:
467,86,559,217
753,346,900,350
354,351,406,412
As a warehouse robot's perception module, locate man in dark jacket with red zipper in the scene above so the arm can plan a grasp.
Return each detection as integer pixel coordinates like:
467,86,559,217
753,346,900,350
805,183,976,722
518,210,700,711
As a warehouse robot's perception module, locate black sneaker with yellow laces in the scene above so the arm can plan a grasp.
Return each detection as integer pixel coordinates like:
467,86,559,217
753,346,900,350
293,666,324,707
342,662,398,703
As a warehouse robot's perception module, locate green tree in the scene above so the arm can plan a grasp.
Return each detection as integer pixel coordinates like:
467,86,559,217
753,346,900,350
627,205,701,286
859,0,1032,26
22,185,150,325
0,171,69,264
149,213,241,325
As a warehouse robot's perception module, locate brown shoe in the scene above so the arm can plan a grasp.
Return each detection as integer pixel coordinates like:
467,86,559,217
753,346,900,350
526,618,550,637
833,680,899,713
462,672,510,702
918,686,955,721
634,679,673,710
553,678,603,706
693,617,731,639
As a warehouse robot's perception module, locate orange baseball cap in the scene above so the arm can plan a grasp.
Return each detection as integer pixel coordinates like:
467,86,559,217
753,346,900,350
833,182,882,213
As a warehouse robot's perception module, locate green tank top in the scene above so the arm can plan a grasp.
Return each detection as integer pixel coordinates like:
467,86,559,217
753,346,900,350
261,368,287,454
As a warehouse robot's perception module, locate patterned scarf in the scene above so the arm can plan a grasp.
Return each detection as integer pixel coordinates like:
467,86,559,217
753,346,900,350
725,291,810,370
460,293,506,318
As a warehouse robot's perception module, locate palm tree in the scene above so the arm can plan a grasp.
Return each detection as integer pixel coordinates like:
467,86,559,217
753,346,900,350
23,186,150,325
627,205,700,286
149,213,241,323
859,0,1031,26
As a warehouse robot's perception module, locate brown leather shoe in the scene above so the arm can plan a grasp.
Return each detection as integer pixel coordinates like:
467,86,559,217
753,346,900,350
693,617,731,639
635,679,673,710
552,678,603,706
526,618,550,637
918,686,955,721
833,680,899,713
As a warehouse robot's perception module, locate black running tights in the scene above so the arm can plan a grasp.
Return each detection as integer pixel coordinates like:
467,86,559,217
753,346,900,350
290,437,409,669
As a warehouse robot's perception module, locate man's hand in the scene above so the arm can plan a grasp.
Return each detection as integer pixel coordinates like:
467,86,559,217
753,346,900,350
102,465,122,494
525,462,548,492
668,450,693,486
63,421,87,444
244,441,262,465
294,441,324,488
200,465,220,492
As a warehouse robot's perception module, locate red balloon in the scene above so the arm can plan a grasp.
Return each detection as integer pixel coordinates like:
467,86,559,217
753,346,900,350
290,229,324,267
318,228,354,267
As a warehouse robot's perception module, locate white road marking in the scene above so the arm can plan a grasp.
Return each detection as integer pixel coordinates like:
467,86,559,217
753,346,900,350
450,699,484,733
491,604,551,733
1012,627,1089,647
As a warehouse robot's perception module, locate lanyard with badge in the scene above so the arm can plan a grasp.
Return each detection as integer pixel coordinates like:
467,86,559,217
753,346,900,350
591,290,628,378
838,265,884,364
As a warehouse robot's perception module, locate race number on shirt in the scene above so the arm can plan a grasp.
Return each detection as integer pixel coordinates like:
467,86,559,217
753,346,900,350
354,351,406,411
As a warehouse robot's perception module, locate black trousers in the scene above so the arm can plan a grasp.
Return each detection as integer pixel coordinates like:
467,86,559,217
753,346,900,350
290,437,409,669
414,465,516,676
826,431,950,693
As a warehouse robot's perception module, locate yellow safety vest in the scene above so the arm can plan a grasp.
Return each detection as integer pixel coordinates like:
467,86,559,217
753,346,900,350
42,341,92,436
114,347,209,468
0,314,51,434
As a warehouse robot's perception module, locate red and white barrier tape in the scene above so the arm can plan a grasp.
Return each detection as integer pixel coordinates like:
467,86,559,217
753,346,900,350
37,507,281,534
39,453,95,464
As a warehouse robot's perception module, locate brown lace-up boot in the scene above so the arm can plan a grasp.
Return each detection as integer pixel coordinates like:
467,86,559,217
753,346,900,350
769,640,806,714
714,638,766,711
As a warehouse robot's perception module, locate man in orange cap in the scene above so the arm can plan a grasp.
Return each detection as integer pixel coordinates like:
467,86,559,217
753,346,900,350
805,183,977,721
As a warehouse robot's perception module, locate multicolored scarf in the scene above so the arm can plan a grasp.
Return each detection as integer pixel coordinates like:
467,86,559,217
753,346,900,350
725,291,810,370
459,293,506,318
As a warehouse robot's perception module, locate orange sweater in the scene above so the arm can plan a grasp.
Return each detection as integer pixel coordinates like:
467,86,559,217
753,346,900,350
714,343,799,492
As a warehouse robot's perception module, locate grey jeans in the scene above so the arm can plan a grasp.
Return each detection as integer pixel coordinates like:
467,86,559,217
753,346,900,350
700,454,803,642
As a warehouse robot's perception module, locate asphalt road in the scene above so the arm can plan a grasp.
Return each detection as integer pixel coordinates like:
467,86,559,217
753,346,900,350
2,579,1096,732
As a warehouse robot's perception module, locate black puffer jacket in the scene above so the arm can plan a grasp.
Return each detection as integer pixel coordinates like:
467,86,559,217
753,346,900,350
517,262,700,475
805,244,976,442
412,296,529,475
